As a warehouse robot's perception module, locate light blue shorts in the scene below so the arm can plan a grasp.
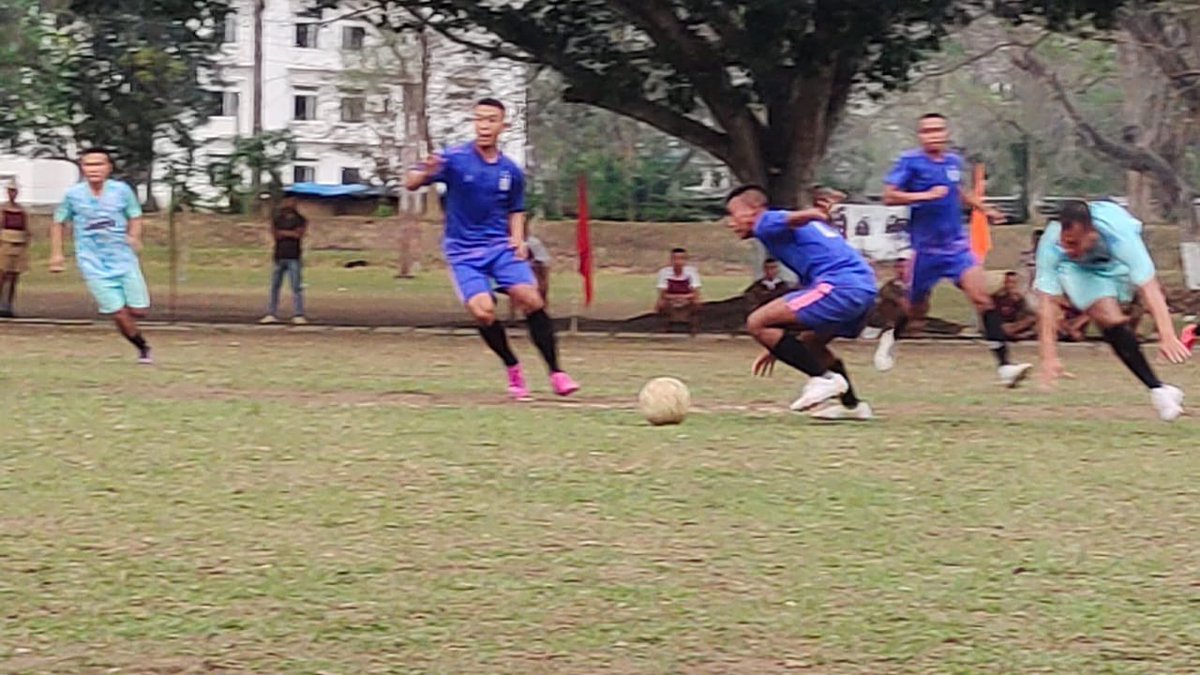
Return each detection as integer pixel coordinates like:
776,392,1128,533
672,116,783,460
85,268,150,315
1058,267,1134,310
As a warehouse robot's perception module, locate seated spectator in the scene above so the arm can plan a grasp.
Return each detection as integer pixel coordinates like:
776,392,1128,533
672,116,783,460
992,271,1036,340
1123,295,1145,339
525,222,551,305
1059,299,1090,342
866,256,910,332
743,257,793,311
655,247,702,333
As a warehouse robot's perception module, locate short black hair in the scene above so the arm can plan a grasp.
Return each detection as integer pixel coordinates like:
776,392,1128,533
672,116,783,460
919,112,947,122
79,147,114,163
764,257,778,264
476,97,506,115
671,247,687,255
1059,200,1092,230
725,184,769,205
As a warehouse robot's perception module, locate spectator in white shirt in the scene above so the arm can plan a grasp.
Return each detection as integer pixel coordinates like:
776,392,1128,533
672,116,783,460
655,247,702,333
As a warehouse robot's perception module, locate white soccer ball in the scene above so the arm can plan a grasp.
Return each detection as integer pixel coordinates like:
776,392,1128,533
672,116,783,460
638,377,691,426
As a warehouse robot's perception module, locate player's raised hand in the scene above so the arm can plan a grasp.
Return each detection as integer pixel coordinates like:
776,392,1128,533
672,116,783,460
1158,333,1191,364
422,153,443,175
751,351,776,377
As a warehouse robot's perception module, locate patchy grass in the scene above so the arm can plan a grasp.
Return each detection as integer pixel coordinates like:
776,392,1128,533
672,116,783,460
1,326,1197,673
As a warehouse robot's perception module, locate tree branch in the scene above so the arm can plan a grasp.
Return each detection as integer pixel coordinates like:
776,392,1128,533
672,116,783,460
908,33,1048,86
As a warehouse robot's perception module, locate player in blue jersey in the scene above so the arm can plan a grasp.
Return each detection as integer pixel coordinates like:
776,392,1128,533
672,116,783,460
877,112,1033,387
725,185,877,420
1035,199,1190,421
49,148,153,364
405,98,579,401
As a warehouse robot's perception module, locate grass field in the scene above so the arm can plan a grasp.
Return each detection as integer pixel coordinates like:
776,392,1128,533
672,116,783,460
2,325,1198,674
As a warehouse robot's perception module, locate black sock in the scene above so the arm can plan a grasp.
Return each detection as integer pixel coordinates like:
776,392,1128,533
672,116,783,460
1103,325,1161,389
478,322,519,367
828,359,860,408
981,309,1011,366
125,332,149,354
525,309,561,373
894,313,909,339
769,336,825,377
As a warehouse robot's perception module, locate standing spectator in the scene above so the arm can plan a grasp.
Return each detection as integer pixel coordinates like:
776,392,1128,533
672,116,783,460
0,182,29,317
743,257,793,311
655,247,702,333
261,196,307,325
992,271,1036,340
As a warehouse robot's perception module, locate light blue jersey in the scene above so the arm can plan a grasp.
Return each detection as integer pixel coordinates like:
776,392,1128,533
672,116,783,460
54,180,142,280
1034,201,1155,308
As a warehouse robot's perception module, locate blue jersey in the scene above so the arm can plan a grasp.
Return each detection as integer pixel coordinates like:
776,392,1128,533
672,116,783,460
424,142,525,263
1034,201,1156,294
753,210,876,291
53,179,142,280
885,149,966,254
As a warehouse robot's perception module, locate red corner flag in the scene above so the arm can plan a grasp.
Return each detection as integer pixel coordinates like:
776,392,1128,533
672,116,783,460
577,174,594,307
969,163,992,263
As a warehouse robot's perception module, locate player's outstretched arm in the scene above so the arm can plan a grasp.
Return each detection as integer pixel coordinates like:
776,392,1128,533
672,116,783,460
404,154,443,191
883,184,947,206
48,220,66,272
1139,277,1190,364
1037,291,1068,387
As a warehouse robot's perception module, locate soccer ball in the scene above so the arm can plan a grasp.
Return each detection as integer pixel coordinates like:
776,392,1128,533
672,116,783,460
638,377,690,426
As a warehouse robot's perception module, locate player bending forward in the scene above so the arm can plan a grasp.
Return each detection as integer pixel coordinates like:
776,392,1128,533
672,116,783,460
1035,199,1189,421
726,185,877,420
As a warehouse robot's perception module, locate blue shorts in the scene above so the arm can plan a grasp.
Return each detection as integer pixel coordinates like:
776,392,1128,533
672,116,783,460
1058,267,1135,310
85,267,150,315
908,249,980,303
786,282,877,338
448,246,537,303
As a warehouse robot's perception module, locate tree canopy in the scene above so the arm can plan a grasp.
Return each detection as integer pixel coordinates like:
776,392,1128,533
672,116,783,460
356,0,1139,204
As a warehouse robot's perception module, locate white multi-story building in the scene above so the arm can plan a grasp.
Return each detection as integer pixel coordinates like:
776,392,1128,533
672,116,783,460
1,0,529,207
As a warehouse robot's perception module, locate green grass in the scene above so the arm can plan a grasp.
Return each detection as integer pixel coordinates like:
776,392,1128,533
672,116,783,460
2,328,1196,673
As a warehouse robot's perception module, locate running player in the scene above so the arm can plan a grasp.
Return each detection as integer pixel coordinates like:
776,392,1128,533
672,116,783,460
876,112,1032,387
725,185,876,420
1035,199,1189,421
49,149,153,364
405,98,579,400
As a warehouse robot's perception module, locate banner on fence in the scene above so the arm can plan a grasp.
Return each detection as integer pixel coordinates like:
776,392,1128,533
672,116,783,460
834,204,912,262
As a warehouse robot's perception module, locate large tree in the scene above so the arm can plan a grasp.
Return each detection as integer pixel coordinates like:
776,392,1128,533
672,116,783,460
0,0,229,209
349,0,1134,205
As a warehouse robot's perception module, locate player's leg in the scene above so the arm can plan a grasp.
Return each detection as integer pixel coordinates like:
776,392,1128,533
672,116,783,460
0,271,14,316
498,250,579,396
747,287,854,412
121,268,153,363
958,258,1032,387
454,260,527,400
782,284,875,418
1064,270,1182,420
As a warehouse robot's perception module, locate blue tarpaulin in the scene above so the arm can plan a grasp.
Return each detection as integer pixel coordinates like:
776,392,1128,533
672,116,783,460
284,182,371,198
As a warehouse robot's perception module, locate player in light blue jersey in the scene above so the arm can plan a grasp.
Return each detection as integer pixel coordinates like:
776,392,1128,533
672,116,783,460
50,148,153,364
877,112,1032,388
405,98,578,401
1035,199,1189,421
726,185,877,420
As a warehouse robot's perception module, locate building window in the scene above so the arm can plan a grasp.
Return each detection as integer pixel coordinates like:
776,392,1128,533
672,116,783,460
222,13,237,43
340,95,365,123
293,94,317,121
341,168,362,184
293,165,316,184
211,91,239,118
342,26,365,51
295,23,319,49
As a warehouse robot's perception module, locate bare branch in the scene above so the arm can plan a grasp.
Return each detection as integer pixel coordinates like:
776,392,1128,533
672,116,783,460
908,33,1048,86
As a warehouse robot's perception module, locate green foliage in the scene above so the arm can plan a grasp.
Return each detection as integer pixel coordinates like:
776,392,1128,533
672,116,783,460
206,131,298,214
0,0,229,192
